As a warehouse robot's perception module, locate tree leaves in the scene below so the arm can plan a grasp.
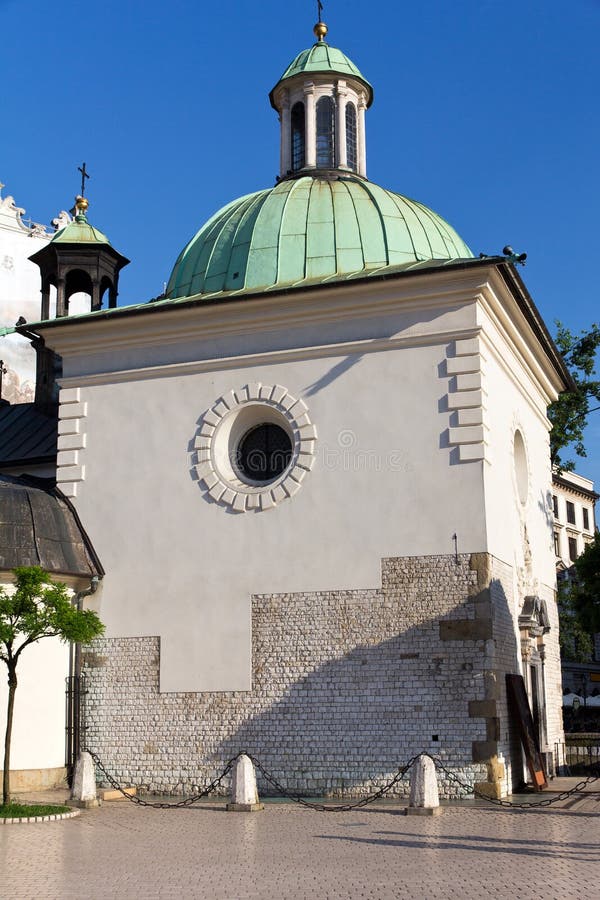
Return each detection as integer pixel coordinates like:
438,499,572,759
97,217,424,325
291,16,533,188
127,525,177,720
0,566,105,806
558,577,594,663
573,533,600,635
0,567,104,665
549,322,600,471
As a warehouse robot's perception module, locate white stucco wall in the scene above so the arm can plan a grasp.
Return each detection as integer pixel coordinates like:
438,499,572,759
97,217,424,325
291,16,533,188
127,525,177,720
0,632,69,771
57,282,492,692
45,265,565,697
0,194,51,402
0,190,94,404
480,311,556,595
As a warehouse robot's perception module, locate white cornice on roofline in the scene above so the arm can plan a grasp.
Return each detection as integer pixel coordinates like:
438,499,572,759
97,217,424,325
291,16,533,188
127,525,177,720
552,468,598,502
32,263,568,405
31,268,489,353
58,326,483,389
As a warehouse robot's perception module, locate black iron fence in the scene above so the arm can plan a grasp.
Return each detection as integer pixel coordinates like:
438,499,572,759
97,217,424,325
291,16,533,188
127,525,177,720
563,733,600,775
65,674,88,784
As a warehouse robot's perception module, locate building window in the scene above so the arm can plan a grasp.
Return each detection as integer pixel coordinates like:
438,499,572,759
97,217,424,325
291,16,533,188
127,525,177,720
552,494,559,518
566,501,576,525
345,102,357,171
583,507,590,531
235,423,293,484
192,384,317,514
316,96,335,168
554,531,560,556
291,102,305,172
568,536,578,562
513,429,529,506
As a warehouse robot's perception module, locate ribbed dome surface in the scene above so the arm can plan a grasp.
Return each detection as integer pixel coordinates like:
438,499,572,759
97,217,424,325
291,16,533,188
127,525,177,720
166,176,473,300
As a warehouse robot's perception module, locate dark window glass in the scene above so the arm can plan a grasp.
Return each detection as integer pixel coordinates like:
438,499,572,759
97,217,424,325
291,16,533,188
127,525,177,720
583,508,590,530
291,102,305,172
552,494,559,518
345,102,357,171
568,536,578,562
316,96,335,168
566,501,576,525
236,424,292,483
554,531,560,556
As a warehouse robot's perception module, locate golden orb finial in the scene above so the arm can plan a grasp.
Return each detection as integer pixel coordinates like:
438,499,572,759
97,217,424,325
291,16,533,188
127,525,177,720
74,195,89,221
313,20,328,41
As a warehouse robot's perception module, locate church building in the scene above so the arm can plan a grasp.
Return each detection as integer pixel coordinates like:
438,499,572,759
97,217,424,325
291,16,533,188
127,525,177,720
2,22,568,798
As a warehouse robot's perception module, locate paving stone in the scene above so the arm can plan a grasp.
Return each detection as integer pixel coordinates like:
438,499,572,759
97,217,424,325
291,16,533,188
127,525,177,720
2,791,599,898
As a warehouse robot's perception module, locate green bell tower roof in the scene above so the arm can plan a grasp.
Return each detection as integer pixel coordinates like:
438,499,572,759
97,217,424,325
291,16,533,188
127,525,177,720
50,196,111,246
166,175,473,300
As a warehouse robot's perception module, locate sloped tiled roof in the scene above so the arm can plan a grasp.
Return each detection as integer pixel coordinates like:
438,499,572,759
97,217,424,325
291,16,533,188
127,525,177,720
0,474,103,577
0,403,57,466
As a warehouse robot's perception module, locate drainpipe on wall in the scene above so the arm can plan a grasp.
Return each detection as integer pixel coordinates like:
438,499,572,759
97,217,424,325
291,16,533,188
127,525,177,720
67,576,100,779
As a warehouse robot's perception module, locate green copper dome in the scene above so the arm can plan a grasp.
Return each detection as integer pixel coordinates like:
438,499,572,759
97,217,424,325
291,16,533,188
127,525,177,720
270,40,373,108
51,216,110,246
166,175,473,300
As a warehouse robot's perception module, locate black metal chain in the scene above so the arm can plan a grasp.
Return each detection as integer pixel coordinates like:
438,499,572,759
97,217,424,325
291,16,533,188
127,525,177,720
426,753,600,809
84,748,599,812
246,752,419,811
85,749,237,808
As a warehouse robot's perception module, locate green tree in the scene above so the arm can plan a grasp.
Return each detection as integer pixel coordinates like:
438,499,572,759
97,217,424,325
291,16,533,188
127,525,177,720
0,567,104,806
558,576,594,663
573,533,600,635
549,322,600,471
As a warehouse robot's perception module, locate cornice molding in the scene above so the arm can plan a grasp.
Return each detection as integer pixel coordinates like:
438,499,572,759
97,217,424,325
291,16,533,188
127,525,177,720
35,270,487,357
58,326,482,389
478,270,566,403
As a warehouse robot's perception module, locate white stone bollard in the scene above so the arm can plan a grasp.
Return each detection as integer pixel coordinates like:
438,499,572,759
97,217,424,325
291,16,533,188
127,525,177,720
70,751,99,808
226,754,264,812
405,754,442,816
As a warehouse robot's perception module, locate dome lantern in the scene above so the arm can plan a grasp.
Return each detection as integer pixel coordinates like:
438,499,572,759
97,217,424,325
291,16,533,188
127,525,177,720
269,24,373,181
29,195,129,320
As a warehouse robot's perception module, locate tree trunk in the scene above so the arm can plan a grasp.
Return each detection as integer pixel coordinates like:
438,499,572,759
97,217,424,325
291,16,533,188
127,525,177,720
3,665,17,806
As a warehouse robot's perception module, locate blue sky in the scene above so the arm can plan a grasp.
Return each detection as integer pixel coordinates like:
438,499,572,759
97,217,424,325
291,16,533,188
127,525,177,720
2,0,599,485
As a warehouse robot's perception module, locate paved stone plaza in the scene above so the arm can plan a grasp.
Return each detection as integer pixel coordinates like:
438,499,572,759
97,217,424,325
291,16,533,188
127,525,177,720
0,795,598,899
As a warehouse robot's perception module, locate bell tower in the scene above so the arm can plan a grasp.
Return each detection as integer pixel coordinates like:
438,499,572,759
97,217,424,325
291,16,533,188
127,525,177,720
269,21,373,181
29,195,129,320
26,193,129,411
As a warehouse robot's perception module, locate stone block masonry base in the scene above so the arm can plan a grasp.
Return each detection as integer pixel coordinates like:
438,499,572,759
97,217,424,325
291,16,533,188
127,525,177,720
83,554,563,799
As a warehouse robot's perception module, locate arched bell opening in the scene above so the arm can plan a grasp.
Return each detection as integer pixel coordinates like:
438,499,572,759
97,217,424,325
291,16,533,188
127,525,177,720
291,101,306,173
41,277,57,320
99,275,117,309
63,269,94,317
316,96,335,168
345,102,357,172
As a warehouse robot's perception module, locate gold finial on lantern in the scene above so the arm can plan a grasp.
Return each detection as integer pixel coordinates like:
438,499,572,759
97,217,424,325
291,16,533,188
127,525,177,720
74,195,89,222
313,20,328,41
314,0,327,41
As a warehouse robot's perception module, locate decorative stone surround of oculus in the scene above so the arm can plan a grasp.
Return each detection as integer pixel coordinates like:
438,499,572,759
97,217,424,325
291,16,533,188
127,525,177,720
444,336,489,463
78,553,565,800
56,387,87,498
192,383,317,512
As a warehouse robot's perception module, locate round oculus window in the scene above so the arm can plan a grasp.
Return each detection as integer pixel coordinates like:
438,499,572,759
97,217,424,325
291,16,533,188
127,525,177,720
192,383,317,513
235,423,293,484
